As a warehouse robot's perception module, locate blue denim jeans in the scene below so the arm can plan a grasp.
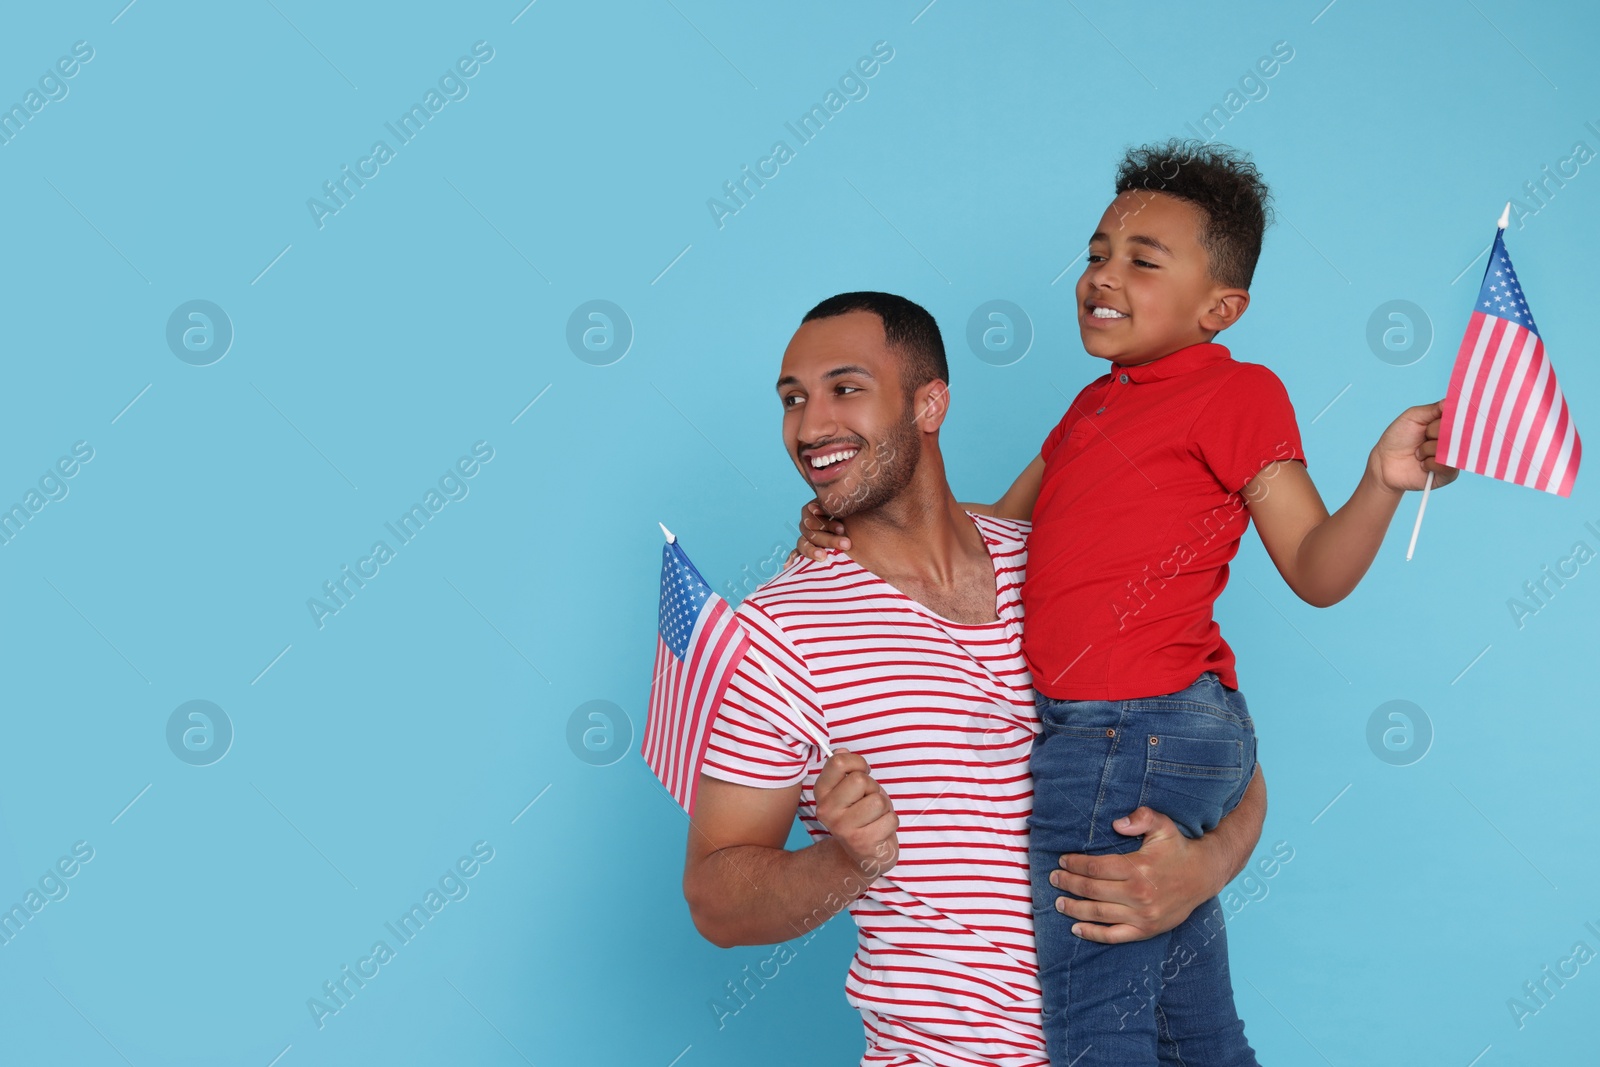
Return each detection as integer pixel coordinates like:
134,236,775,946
1028,671,1259,1066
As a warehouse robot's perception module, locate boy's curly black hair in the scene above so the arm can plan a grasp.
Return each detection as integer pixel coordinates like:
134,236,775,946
1114,139,1273,290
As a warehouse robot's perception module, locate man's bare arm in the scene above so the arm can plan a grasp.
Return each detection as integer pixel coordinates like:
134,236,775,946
683,753,898,948
1048,763,1267,943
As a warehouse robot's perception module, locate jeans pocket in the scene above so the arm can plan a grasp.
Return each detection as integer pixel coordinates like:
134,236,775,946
1136,716,1251,839
1029,699,1124,850
1146,733,1245,781
1036,695,1120,736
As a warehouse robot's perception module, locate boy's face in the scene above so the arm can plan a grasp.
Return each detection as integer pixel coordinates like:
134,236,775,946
1074,190,1248,366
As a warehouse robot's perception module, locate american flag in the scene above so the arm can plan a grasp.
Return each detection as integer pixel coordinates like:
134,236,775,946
642,533,751,814
1438,226,1581,497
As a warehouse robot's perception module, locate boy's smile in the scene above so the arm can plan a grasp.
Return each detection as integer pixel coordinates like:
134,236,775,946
1075,189,1249,367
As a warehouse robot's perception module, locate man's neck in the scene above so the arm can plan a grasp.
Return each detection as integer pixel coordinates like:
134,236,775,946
845,470,984,588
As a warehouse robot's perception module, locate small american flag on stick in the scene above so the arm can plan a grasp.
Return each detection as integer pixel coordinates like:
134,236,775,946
1408,206,1582,558
642,524,831,814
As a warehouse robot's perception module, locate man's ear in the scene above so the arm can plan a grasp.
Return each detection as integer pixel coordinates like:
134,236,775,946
1200,288,1250,334
912,379,950,432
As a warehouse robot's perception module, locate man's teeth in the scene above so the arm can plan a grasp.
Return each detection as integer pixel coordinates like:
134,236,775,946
1091,306,1128,319
809,449,859,469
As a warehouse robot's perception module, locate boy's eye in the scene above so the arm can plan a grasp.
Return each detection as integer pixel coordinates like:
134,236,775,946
1133,258,1158,269
1086,253,1106,264
782,394,803,408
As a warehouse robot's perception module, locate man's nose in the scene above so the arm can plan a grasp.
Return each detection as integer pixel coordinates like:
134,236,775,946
796,396,839,446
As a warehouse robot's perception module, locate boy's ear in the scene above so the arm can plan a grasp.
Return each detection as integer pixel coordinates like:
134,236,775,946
1200,287,1251,334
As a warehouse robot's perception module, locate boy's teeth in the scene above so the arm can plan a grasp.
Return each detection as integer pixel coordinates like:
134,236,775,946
1091,307,1127,319
810,449,858,469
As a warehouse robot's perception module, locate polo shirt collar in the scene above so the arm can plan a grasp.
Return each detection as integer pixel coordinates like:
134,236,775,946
1115,342,1232,383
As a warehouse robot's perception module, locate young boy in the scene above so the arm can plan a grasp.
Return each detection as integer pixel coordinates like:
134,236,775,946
795,140,1458,1065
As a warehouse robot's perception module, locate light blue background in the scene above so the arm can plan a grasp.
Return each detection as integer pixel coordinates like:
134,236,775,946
0,1,1594,1064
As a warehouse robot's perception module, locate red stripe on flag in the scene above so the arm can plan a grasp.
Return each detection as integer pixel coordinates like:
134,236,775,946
673,610,738,804
641,638,675,778
682,625,749,815
1555,426,1583,498
1460,316,1513,472
1441,303,1581,498
1439,312,1492,466
1479,328,1536,479
1520,371,1566,491
1489,334,1543,481
641,640,666,765
1532,391,1574,495
642,597,752,814
1509,362,1557,487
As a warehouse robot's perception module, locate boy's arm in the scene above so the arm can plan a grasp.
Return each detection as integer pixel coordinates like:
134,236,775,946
683,752,898,947
1248,400,1458,607
1049,763,1267,942
794,455,1044,561
962,455,1046,521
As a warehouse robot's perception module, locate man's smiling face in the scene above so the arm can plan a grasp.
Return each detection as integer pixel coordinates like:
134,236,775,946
1076,189,1239,367
777,310,921,519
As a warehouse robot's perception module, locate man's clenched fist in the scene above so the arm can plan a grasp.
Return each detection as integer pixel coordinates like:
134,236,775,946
814,749,899,879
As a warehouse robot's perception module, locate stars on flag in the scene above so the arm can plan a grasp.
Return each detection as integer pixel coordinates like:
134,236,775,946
659,549,711,659
1477,252,1539,334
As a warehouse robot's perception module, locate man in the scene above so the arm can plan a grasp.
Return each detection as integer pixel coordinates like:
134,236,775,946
682,292,1267,1066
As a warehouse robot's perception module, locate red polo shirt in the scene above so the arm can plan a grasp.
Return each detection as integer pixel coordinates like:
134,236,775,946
1023,342,1305,701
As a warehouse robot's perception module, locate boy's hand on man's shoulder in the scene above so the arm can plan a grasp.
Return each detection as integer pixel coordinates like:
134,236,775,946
788,500,851,565
1369,399,1460,493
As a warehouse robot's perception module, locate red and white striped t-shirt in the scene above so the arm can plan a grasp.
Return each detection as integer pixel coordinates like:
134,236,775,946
702,513,1046,1067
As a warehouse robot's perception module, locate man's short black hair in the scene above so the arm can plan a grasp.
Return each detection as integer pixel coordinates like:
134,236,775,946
1114,139,1272,289
801,291,948,397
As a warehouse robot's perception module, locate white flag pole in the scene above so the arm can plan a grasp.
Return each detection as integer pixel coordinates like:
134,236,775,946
659,521,834,759
745,648,835,759
1406,202,1510,562
1404,471,1433,562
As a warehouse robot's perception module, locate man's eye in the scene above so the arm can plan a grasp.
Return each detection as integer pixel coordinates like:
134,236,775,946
782,395,803,408
836,385,859,395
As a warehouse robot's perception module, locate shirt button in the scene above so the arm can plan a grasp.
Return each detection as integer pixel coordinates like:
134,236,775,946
1095,406,1105,414
1119,373,1129,383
